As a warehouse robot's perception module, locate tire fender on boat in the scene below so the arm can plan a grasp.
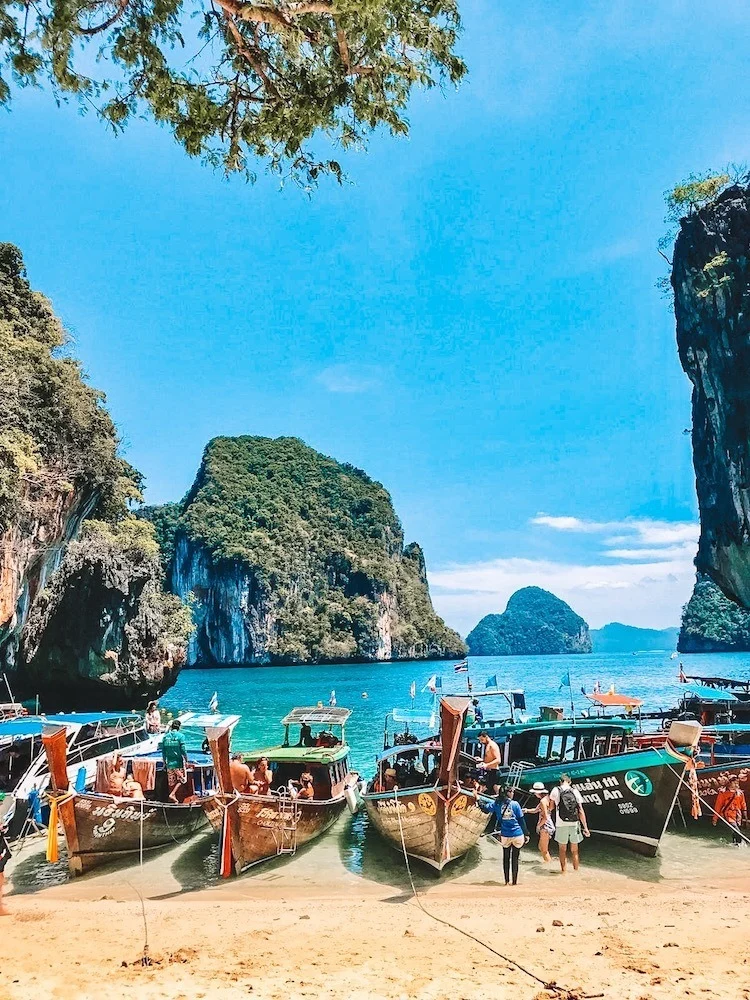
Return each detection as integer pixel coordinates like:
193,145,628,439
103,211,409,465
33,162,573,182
345,775,362,814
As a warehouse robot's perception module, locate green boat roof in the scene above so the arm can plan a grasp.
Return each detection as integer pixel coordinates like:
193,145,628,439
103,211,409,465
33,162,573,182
240,744,350,765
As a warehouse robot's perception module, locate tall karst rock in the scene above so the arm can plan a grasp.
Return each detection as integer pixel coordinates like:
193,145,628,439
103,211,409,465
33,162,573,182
142,436,466,665
673,182,750,607
0,244,190,709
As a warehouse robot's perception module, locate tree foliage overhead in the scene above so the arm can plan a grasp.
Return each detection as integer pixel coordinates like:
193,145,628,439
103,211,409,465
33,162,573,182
0,0,466,183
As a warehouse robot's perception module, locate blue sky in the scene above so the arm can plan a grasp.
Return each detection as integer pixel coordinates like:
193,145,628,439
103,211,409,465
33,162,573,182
2,0,749,633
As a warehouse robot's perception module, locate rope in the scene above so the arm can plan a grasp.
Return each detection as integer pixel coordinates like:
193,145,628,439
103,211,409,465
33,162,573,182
391,789,601,1000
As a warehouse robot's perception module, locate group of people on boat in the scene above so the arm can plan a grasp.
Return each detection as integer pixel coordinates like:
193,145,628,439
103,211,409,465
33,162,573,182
229,754,317,800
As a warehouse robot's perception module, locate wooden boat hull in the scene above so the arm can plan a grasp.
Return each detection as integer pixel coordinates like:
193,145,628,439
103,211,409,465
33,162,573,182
56,793,211,875
676,757,750,825
204,793,348,874
363,786,490,871
514,745,689,857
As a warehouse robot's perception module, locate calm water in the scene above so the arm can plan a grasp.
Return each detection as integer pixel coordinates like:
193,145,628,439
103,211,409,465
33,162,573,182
160,650,750,772
11,651,750,897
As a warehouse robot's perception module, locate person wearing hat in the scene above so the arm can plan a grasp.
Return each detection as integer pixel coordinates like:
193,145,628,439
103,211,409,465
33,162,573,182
523,781,554,862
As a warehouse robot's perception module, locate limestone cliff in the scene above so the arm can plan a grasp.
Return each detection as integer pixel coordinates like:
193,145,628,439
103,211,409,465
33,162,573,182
466,587,591,656
678,574,750,653
673,183,750,607
0,244,189,709
143,436,466,665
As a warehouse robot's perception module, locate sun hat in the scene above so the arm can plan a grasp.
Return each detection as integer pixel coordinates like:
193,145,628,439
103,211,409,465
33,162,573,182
531,781,548,794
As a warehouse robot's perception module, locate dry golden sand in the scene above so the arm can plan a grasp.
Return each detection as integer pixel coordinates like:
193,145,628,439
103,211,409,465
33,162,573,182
3,868,750,999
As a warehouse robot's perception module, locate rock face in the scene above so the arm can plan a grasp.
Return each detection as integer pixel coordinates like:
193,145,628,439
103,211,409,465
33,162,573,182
591,623,679,653
466,587,591,656
678,574,750,653
144,436,466,665
0,244,189,709
673,184,750,607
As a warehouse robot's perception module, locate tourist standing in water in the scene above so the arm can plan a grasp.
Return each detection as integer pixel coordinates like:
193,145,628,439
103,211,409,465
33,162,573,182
524,781,554,862
550,774,590,872
479,785,529,885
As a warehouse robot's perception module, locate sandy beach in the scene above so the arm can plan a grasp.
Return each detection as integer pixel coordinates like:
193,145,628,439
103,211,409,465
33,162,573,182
4,826,750,1000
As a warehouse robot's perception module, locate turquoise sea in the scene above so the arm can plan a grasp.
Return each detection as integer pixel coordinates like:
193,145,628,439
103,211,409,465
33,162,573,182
11,651,750,898
160,650,750,772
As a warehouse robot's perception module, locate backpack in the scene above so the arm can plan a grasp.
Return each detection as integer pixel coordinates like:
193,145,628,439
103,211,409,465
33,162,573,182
557,786,579,823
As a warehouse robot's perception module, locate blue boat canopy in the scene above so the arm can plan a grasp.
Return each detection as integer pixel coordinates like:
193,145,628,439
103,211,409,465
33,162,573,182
683,685,738,702
0,712,142,740
704,723,750,733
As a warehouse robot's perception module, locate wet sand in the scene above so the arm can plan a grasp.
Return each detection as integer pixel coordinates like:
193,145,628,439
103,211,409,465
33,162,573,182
4,819,750,999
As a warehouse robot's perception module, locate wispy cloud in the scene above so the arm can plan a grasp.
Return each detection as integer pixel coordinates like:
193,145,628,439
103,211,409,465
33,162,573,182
315,364,383,394
430,513,699,635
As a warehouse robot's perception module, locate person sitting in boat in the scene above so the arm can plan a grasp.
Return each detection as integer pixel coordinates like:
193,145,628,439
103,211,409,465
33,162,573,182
120,770,145,800
145,700,161,734
298,724,315,747
384,767,398,791
297,772,315,799
315,730,338,748
250,757,273,796
108,755,127,796
230,753,254,793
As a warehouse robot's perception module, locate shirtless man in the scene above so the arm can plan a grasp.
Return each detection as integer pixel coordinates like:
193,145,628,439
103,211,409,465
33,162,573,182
108,755,127,796
477,732,501,793
251,757,273,795
229,753,253,793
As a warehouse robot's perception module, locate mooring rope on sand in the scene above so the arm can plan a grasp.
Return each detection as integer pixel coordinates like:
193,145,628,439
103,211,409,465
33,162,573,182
391,789,602,1000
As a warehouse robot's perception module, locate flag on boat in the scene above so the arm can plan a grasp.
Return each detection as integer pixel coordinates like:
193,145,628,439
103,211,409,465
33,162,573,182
486,674,498,689
409,680,416,700
423,674,442,693
559,672,571,689
208,691,219,712
454,660,469,673
329,690,337,707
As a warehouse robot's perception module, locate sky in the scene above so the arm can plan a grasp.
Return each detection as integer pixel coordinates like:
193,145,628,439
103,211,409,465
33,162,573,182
2,0,749,635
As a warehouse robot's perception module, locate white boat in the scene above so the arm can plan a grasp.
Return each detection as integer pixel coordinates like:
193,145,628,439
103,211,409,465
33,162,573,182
0,711,170,839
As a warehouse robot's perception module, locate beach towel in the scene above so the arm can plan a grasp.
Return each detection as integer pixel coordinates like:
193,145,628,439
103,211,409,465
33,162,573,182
131,758,157,792
95,755,119,793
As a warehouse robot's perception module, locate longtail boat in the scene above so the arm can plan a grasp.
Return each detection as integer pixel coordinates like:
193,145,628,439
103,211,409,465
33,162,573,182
1,711,166,841
463,716,702,856
363,696,491,872
41,712,238,874
204,706,356,875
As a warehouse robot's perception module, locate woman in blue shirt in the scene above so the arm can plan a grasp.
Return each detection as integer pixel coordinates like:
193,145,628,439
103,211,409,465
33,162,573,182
479,785,529,885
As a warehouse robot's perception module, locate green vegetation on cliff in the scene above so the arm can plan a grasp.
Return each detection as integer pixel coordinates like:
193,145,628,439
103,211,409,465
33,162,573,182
0,242,130,533
145,436,465,664
679,575,750,653
0,243,191,707
467,587,592,656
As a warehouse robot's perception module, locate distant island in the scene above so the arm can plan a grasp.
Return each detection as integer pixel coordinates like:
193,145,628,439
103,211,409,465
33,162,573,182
466,587,592,656
590,623,679,653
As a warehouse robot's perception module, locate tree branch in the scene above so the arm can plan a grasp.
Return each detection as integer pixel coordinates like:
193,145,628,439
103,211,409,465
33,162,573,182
222,13,279,98
77,0,130,36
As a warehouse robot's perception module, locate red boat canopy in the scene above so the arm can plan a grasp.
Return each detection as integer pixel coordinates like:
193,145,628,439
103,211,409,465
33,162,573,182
586,692,643,708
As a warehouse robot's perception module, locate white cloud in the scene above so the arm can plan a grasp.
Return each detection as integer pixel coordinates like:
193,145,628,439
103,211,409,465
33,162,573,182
315,364,383,394
431,513,700,635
